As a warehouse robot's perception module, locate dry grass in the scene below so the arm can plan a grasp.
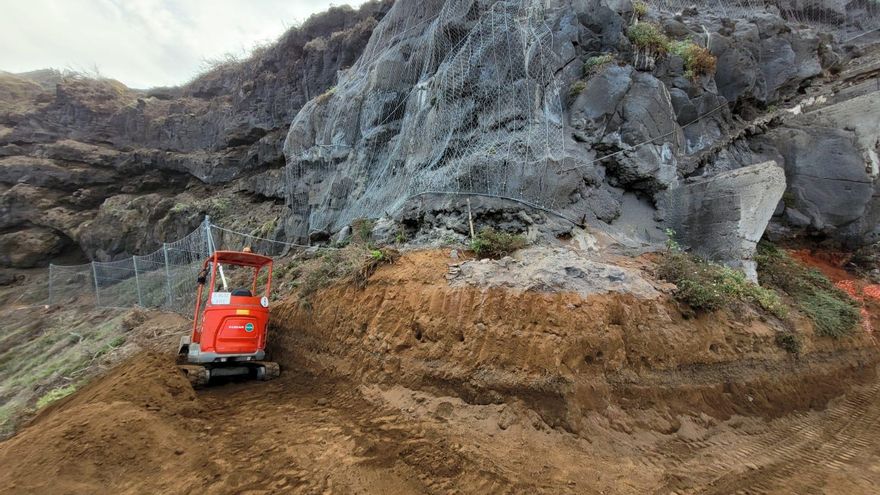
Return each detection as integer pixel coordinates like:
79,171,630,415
669,41,717,79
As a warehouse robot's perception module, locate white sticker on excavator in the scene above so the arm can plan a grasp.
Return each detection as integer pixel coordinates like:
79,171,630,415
211,292,232,305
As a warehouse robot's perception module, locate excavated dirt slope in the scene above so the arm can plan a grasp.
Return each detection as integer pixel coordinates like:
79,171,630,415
271,250,878,427
1,249,879,494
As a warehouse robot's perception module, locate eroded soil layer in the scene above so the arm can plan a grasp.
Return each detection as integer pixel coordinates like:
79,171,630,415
271,251,879,430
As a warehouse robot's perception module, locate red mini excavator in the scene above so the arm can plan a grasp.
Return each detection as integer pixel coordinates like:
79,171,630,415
177,250,281,386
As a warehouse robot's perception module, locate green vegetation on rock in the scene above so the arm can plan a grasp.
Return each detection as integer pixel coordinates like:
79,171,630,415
658,249,786,318
626,22,669,54
583,54,615,76
669,40,717,79
756,243,860,338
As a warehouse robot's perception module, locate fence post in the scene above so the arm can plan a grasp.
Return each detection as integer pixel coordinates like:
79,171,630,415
91,262,100,308
163,243,173,309
132,256,143,307
48,264,54,306
204,215,215,255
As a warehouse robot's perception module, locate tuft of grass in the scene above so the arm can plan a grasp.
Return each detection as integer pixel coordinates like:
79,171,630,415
251,217,278,238
36,384,77,409
351,218,375,245
633,1,649,19
208,197,232,215
569,80,587,98
658,250,787,318
470,227,528,259
316,86,336,104
355,248,399,288
627,22,670,54
669,41,717,79
775,332,802,355
756,243,861,338
169,202,190,214
583,54,615,76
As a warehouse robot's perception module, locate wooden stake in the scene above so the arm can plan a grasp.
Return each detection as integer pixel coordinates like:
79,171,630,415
467,198,475,239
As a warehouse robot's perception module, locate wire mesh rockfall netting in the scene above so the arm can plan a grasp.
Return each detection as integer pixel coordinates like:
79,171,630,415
282,0,879,241
45,219,303,317
209,225,301,257
284,0,568,238
647,0,880,42
47,264,95,307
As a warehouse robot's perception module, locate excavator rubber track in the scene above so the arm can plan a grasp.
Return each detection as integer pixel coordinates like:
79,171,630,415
178,361,280,387
252,361,281,381
178,364,211,388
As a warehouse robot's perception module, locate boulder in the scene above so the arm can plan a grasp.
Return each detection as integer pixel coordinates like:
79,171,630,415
0,227,66,268
768,125,874,233
658,161,787,280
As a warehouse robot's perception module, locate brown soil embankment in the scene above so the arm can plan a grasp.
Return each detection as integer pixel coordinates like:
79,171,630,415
0,353,212,494
271,250,879,431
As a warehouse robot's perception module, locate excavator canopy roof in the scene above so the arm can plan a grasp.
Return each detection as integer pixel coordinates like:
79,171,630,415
207,250,273,268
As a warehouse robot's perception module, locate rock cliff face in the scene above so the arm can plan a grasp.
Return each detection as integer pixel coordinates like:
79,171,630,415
281,0,879,259
1,0,878,268
0,1,393,267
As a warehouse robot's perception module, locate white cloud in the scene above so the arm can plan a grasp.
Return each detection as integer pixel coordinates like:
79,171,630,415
0,0,369,88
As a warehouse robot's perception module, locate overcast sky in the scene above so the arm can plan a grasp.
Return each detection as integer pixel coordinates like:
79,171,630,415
0,0,369,89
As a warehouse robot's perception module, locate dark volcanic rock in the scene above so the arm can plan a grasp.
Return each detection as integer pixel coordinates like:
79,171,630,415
0,1,393,266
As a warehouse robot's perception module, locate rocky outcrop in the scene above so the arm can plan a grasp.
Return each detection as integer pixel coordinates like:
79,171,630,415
0,1,393,266
1,0,878,267
280,0,876,256
762,91,880,246
658,161,787,279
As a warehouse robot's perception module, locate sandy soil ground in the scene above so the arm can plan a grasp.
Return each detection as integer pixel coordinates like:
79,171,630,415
1,352,879,494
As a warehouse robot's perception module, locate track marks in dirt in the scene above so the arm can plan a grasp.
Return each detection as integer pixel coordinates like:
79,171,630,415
655,380,880,494
193,374,476,494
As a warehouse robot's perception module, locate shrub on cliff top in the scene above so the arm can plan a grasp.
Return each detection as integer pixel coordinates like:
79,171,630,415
470,227,528,259
756,243,860,338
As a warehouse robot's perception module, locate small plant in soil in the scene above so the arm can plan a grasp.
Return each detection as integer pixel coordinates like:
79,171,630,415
296,244,399,303
756,242,861,338
35,384,77,409
355,248,399,288
350,218,375,245
470,227,528,259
